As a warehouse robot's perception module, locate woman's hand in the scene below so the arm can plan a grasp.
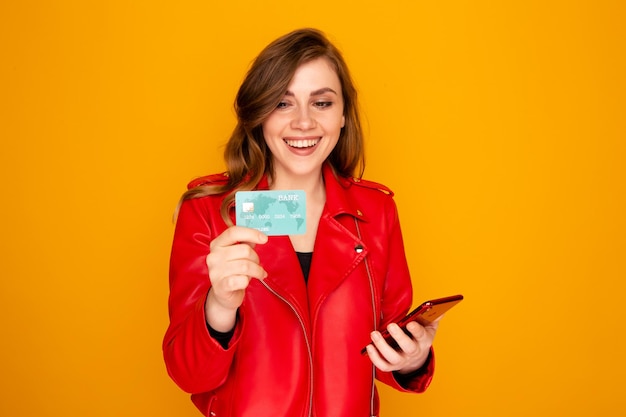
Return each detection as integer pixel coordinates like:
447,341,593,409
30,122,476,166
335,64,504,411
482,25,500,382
204,226,268,332
365,319,439,374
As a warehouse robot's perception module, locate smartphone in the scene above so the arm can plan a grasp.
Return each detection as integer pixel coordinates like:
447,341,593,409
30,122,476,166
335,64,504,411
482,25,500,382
361,294,463,354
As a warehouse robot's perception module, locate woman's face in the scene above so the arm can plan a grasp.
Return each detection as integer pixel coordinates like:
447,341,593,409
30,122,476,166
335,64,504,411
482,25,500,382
262,57,345,182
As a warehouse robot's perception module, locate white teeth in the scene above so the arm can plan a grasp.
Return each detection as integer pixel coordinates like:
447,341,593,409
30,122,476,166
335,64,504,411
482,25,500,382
284,139,320,148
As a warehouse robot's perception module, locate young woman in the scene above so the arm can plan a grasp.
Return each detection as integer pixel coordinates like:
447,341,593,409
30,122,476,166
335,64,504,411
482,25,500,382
163,28,437,417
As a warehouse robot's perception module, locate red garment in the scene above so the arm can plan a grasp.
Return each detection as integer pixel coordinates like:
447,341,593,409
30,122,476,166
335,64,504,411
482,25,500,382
163,164,434,417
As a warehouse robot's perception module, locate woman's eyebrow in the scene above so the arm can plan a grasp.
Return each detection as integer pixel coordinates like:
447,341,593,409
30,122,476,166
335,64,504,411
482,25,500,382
310,87,338,96
284,87,338,97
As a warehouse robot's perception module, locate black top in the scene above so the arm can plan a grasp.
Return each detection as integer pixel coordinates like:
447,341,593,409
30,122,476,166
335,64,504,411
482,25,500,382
296,251,313,283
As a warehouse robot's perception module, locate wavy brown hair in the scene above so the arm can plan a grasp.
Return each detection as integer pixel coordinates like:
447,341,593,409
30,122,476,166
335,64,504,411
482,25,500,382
183,28,365,223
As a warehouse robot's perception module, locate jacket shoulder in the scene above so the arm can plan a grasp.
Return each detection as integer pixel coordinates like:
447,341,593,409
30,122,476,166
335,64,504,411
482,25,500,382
187,172,230,190
348,177,395,197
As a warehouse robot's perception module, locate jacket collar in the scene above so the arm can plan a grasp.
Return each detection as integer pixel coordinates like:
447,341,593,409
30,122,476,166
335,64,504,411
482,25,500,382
321,163,369,222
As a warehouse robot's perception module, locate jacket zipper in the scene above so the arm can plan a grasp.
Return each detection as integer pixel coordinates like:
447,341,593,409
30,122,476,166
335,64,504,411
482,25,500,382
260,281,314,417
355,219,378,417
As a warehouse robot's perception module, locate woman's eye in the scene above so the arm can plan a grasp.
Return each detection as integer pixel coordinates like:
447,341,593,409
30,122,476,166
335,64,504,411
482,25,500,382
276,101,289,109
314,101,333,108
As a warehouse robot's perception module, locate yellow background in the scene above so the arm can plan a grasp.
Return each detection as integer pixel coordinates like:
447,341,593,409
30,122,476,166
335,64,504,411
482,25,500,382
1,1,625,416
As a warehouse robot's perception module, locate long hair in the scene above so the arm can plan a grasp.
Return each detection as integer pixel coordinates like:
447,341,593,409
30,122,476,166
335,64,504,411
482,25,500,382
183,28,365,223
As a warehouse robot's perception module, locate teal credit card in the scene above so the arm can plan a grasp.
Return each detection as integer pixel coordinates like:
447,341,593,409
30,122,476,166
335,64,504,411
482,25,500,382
235,190,306,235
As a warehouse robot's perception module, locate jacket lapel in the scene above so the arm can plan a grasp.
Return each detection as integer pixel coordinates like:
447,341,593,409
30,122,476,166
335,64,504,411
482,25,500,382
307,213,368,318
306,164,370,319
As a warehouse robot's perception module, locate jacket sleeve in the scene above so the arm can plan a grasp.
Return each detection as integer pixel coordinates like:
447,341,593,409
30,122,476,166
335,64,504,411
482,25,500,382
162,196,241,394
374,197,435,393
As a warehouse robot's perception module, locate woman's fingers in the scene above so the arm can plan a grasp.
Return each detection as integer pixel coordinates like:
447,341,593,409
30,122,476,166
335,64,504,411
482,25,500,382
205,226,269,312
367,320,438,373
210,225,268,250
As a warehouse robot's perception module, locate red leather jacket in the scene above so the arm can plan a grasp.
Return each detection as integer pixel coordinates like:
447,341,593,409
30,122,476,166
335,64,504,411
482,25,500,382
163,164,434,417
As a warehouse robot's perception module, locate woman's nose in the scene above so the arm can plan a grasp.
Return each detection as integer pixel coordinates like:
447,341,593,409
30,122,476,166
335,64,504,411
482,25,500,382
291,106,316,130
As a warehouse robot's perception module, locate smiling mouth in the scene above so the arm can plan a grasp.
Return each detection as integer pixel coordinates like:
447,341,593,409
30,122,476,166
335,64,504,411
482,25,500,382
284,138,320,148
